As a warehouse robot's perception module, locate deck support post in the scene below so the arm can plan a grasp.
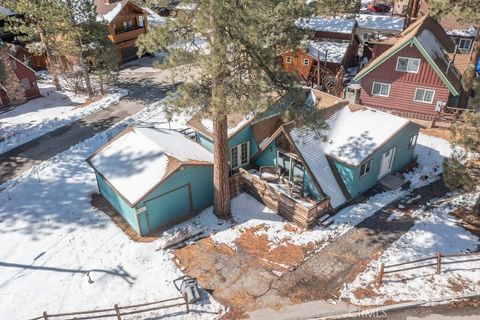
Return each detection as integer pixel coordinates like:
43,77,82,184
436,252,442,274
376,263,385,287
114,304,122,320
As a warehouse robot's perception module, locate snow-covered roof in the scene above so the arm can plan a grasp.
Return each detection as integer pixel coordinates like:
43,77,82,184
445,27,477,38
188,112,255,139
98,1,124,23
89,127,213,205
307,39,350,64
355,14,404,32
0,6,15,16
296,17,356,34
143,6,168,26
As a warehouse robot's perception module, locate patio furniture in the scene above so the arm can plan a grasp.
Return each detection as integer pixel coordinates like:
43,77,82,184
290,184,303,199
259,166,281,183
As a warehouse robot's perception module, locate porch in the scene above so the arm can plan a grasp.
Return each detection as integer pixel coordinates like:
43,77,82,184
236,168,332,228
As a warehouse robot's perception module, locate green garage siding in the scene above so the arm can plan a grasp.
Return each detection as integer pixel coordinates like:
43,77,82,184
135,165,214,234
96,172,140,233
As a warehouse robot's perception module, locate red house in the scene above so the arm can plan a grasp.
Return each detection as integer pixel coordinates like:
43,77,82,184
0,53,41,108
351,15,467,120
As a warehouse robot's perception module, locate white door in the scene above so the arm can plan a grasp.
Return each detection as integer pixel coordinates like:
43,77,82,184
379,147,396,178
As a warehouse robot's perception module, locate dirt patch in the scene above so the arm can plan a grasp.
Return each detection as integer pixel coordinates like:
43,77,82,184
450,208,480,238
421,127,453,141
91,193,158,243
448,278,471,293
75,95,103,109
353,286,381,300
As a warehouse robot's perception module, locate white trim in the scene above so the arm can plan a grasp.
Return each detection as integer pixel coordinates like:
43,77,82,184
458,38,472,50
303,58,310,66
378,147,396,179
413,88,436,104
395,56,421,73
371,82,391,97
229,141,250,170
408,134,418,149
360,159,373,177
286,56,292,64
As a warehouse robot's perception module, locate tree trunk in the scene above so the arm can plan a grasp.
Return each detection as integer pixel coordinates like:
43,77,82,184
459,28,480,107
210,0,231,218
39,31,61,91
78,51,93,98
99,72,104,95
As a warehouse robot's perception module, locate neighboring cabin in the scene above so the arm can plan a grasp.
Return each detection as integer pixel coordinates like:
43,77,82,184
350,15,468,120
355,14,405,44
90,89,419,234
94,0,148,64
88,127,214,236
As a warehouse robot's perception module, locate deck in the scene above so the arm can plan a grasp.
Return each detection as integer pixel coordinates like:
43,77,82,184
236,168,332,228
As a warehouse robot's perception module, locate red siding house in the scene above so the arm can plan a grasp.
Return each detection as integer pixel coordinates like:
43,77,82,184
351,15,466,120
0,54,40,108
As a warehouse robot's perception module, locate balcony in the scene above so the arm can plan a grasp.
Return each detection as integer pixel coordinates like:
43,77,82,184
111,27,145,44
237,168,332,228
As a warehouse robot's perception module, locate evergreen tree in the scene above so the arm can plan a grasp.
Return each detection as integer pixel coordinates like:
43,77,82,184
137,0,309,217
2,0,68,91
426,0,480,105
314,0,357,17
89,35,119,95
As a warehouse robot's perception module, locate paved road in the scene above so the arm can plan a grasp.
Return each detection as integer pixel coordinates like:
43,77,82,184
0,69,178,185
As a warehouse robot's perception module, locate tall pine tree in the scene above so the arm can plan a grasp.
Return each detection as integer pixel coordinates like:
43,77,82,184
137,0,308,217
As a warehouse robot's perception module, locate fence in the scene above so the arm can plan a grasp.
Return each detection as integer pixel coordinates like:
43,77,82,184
29,294,189,320
376,252,480,287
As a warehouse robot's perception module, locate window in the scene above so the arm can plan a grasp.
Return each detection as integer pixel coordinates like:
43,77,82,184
458,39,472,50
396,57,421,73
286,56,292,64
230,141,249,169
363,33,371,41
303,58,309,66
138,15,144,28
360,159,373,177
277,151,305,187
414,88,435,104
371,82,391,97
21,78,30,90
408,134,418,149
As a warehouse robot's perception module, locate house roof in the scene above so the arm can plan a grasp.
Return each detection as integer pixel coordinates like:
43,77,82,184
88,127,213,206
354,15,463,96
355,14,405,32
307,39,350,64
187,112,255,140
94,0,143,23
296,17,356,34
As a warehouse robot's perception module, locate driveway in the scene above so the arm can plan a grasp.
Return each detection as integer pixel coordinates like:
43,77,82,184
174,180,450,315
0,64,179,184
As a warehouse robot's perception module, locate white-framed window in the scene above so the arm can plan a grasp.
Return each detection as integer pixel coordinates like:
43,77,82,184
371,82,391,97
303,58,309,66
138,15,144,27
363,33,371,41
360,159,373,177
286,56,292,64
396,57,421,73
458,38,472,50
21,78,30,90
230,141,250,169
408,134,418,149
414,88,435,104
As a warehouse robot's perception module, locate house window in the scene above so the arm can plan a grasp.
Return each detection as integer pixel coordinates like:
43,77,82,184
138,15,144,28
414,88,435,104
408,134,418,149
286,56,292,64
21,78,30,90
277,151,305,187
371,82,391,97
396,57,421,73
303,59,309,66
363,33,371,41
360,159,373,177
230,141,249,169
458,39,472,50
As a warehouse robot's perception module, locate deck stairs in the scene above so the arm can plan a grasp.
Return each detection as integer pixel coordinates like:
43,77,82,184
318,213,334,228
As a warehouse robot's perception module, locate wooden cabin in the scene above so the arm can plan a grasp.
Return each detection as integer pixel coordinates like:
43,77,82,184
95,0,148,64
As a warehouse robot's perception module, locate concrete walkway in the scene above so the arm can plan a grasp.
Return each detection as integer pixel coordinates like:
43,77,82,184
0,71,177,184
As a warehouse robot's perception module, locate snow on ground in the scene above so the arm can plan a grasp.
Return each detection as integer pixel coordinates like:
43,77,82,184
0,100,222,319
0,83,128,154
175,133,447,255
340,191,480,305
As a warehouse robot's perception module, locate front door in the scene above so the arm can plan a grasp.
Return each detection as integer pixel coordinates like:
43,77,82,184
379,147,396,178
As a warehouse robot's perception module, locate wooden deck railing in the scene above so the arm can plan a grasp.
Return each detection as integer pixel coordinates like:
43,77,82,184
376,252,480,287
28,295,189,320
238,168,331,228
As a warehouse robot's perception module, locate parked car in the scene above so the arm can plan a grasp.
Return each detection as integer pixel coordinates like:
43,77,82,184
367,3,391,13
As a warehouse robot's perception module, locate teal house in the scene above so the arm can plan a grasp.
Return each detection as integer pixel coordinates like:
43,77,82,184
88,127,214,235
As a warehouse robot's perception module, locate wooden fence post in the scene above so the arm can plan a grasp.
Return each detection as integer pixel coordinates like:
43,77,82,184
436,252,442,274
184,293,190,314
376,263,385,287
42,311,49,320
114,304,122,320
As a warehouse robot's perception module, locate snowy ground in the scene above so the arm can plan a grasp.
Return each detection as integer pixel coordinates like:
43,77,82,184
0,83,128,154
0,101,222,319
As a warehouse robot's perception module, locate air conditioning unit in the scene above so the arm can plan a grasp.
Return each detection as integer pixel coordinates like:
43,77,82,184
435,101,444,112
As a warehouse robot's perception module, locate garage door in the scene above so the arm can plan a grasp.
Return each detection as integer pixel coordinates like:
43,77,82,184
145,184,192,232
121,46,138,63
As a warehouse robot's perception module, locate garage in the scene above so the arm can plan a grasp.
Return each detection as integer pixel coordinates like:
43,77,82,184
120,46,139,63
88,126,214,236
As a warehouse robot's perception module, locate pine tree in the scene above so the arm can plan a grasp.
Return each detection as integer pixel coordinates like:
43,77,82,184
2,0,68,91
89,35,119,95
426,0,480,105
443,107,480,215
314,0,357,17
137,0,309,217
